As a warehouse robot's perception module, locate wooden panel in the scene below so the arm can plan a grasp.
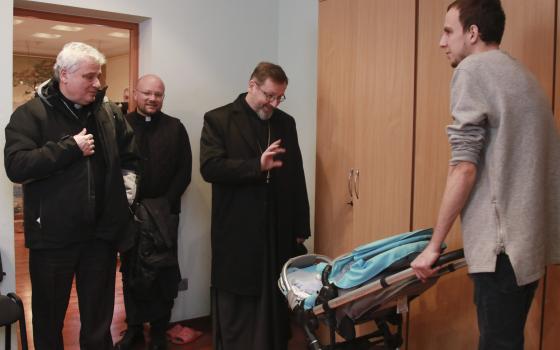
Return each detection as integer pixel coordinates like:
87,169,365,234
14,8,138,30
352,0,416,246
409,1,476,348
557,0,560,131
543,4,560,345
501,0,555,100
314,0,358,257
128,23,139,113
543,266,560,349
410,1,554,349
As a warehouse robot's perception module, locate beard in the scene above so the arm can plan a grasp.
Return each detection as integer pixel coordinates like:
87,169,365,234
255,104,273,120
450,46,468,68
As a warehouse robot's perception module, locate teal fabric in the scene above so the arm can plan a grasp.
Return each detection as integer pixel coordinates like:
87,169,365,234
328,228,441,289
304,294,318,310
330,240,429,289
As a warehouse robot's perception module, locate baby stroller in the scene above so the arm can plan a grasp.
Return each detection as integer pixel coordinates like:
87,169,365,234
278,228,466,350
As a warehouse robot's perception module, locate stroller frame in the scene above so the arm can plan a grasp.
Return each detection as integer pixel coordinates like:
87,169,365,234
280,250,466,350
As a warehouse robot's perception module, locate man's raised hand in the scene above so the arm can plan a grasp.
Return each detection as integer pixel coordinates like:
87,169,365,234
260,139,285,171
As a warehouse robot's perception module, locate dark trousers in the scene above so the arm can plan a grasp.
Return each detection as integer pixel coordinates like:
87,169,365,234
29,239,117,350
122,288,172,336
212,287,289,350
471,254,538,350
120,253,178,333
212,288,261,350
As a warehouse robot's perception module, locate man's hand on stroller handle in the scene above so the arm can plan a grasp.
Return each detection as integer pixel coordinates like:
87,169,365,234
411,244,442,282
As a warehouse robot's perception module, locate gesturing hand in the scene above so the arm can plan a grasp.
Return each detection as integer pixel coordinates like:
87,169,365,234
73,128,95,156
260,139,285,171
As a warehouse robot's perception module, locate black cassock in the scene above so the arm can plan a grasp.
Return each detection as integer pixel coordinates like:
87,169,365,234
122,111,192,325
201,94,311,350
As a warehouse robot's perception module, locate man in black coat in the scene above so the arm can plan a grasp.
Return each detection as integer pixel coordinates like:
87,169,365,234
115,74,192,350
4,42,139,350
200,62,311,350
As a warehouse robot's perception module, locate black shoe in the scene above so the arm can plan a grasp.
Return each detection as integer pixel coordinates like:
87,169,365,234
148,332,167,350
114,326,144,350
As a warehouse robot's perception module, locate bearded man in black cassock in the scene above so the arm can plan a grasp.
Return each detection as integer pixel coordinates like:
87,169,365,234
115,74,192,350
200,62,311,350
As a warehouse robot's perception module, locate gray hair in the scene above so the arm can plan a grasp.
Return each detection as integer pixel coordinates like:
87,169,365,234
53,42,106,81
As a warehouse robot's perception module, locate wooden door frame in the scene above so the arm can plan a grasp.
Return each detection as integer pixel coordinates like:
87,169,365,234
14,7,139,111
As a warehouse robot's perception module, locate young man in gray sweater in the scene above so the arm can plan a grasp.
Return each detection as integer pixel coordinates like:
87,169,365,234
411,0,560,349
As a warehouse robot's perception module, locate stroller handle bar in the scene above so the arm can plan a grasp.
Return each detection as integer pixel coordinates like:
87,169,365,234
312,249,467,316
433,249,464,267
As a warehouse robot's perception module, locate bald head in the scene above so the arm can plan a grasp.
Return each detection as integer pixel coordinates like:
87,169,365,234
134,74,165,116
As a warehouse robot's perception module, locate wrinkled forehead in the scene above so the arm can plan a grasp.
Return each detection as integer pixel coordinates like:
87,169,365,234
66,57,101,74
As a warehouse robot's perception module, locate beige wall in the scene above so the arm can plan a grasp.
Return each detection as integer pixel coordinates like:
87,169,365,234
105,54,129,103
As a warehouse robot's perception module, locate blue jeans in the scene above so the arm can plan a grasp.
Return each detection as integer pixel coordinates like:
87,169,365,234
471,254,538,350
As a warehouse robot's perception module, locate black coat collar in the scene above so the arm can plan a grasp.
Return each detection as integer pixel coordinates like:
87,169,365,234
231,93,280,154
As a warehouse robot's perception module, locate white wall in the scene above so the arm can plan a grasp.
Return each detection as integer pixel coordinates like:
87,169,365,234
0,0,317,330
278,0,318,251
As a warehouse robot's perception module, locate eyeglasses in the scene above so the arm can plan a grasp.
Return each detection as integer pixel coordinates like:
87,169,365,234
255,84,286,103
136,89,164,99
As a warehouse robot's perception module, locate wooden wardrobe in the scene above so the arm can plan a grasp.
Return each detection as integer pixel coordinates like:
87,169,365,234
315,0,560,348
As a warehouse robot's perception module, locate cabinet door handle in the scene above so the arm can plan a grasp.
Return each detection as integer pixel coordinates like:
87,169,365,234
354,169,360,199
346,168,354,206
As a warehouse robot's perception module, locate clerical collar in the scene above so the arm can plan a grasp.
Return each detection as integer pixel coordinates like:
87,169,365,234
136,109,160,122
59,93,84,111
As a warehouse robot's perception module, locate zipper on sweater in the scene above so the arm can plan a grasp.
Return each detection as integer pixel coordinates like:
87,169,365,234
493,199,505,254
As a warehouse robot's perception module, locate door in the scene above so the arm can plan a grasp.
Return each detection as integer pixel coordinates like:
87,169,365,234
316,0,416,257
352,0,416,246
315,0,358,258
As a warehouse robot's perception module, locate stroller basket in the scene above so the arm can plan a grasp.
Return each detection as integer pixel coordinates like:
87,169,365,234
278,229,466,350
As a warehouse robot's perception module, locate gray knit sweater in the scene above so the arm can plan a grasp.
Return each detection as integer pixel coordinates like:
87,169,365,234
448,49,560,285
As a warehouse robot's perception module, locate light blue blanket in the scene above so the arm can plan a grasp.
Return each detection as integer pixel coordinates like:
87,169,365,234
285,228,442,310
329,228,438,289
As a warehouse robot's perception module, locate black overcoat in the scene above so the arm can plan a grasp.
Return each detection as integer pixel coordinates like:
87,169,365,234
5,80,139,249
200,93,311,295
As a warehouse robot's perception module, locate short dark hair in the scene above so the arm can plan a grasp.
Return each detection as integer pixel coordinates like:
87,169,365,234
448,0,506,44
250,62,288,85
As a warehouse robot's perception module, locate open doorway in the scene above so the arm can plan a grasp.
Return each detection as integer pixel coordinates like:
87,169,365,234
12,8,138,349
